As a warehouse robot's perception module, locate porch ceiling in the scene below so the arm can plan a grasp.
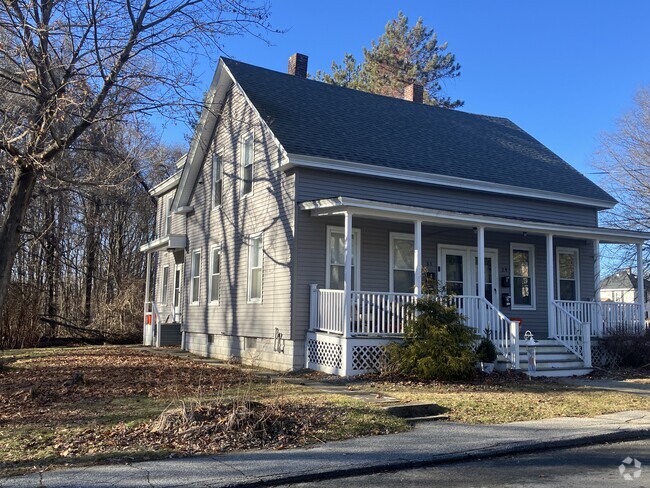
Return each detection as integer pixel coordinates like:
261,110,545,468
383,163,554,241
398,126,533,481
299,197,650,244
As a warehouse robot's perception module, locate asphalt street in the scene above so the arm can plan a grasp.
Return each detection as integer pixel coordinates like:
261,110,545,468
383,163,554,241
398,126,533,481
280,439,650,488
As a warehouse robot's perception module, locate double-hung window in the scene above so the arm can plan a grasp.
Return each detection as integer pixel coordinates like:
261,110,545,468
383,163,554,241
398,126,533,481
190,249,201,304
209,245,221,303
510,243,535,309
241,131,254,195
248,234,263,302
390,233,414,293
557,248,579,301
212,151,223,208
326,226,360,290
164,197,172,236
161,266,169,304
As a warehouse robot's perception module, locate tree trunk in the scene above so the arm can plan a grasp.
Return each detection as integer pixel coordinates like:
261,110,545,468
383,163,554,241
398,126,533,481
0,165,37,318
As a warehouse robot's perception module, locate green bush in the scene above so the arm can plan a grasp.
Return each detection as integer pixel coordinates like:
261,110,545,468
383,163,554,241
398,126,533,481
475,336,498,363
385,296,477,380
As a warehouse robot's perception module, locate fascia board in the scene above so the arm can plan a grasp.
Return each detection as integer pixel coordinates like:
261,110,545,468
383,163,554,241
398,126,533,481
299,197,649,244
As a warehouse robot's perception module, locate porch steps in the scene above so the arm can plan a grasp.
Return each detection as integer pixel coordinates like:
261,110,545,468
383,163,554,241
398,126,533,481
517,339,592,377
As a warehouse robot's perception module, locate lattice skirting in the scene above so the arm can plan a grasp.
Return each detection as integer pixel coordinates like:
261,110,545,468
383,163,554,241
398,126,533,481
306,332,400,376
590,340,618,367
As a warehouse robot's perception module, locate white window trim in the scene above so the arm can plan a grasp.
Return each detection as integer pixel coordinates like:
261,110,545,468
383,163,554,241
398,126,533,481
390,232,414,293
161,265,169,305
325,225,361,290
164,196,172,236
510,243,536,310
190,248,201,305
240,130,255,197
247,233,263,303
212,148,223,210
556,247,580,301
209,244,222,304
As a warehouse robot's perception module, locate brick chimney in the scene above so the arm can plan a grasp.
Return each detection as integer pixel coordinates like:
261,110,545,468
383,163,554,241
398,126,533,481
404,83,424,103
288,53,308,78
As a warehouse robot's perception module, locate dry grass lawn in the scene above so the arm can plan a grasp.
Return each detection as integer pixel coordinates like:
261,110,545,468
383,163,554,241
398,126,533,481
0,346,405,477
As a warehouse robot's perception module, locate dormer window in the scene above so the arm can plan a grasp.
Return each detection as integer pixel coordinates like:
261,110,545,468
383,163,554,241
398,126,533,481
241,131,254,195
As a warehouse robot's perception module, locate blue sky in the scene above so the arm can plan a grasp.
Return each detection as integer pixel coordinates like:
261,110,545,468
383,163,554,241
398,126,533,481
161,0,650,178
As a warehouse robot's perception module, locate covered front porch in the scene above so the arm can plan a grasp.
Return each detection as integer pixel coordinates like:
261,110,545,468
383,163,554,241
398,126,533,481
301,197,649,376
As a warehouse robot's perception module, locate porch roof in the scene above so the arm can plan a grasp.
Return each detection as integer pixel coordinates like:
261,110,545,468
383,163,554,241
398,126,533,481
139,234,187,253
299,197,650,244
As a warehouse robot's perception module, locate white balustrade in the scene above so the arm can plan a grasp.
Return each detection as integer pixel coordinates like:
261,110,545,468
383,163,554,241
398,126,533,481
315,289,346,334
349,291,418,336
552,301,588,363
555,300,644,336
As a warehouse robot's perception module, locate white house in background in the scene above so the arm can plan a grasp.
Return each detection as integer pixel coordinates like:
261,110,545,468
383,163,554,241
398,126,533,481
140,53,650,377
601,268,650,316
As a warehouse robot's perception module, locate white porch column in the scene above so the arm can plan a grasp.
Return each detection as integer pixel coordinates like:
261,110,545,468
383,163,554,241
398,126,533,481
546,234,555,338
477,226,486,335
143,251,152,345
414,220,422,296
593,240,601,302
593,240,603,337
477,226,486,301
637,242,645,332
343,211,353,338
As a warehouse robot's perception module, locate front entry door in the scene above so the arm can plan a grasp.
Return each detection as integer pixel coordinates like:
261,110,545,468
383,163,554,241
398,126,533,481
440,246,498,306
173,263,183,323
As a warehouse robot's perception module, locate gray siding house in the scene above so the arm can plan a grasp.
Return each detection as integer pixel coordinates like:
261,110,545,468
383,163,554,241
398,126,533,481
141,54,649,376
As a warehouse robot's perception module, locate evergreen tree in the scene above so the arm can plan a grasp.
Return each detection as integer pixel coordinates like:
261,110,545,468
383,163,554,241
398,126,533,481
315,12,463,108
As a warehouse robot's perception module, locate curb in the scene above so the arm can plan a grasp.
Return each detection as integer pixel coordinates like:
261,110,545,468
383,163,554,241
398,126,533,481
222,428,650,488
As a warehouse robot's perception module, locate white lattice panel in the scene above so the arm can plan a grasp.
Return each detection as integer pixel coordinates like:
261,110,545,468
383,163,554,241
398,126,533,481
307,338,342,369
591,343,617,367
351,345,385,372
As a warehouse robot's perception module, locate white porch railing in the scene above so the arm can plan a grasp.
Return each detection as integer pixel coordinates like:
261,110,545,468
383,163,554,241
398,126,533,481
310,287,520,368
552,301,592,367
555,300,645,337
448,295,520,367
350,291,418,335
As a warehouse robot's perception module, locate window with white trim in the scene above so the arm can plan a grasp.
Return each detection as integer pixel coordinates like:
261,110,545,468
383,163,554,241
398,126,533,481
248,234,263,302
190,249,201,304
209,245,221,303
510,243,535,309
241,131,254,195
164,197,172,236
161,266,169,304
326,226,360,290
390,233,414,293
212,150,223,208
557,247,580,301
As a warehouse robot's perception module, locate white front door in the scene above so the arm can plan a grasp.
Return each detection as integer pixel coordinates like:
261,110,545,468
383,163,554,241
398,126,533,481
173,263,183,322
440,246,498,306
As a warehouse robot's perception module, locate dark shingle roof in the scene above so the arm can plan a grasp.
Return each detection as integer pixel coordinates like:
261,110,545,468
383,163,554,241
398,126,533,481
222,58,615,205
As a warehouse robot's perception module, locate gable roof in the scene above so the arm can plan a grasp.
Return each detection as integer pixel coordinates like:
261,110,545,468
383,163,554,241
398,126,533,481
221,57,616,208
600,270,650,290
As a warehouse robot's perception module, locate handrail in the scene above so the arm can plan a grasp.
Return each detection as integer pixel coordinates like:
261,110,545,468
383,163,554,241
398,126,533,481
552,301,591,366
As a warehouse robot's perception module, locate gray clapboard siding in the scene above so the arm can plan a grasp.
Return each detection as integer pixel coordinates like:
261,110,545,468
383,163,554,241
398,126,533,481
296,168,599,227
181,86,295,342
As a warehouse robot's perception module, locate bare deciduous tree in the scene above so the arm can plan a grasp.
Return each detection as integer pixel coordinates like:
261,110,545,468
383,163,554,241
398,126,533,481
0,0,277,316
594,86,650,271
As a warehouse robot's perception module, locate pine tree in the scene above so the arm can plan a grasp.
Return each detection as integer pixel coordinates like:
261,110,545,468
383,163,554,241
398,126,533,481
315,12,463,108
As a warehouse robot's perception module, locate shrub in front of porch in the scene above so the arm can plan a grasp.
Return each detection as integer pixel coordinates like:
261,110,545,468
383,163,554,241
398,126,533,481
385,297,477,380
